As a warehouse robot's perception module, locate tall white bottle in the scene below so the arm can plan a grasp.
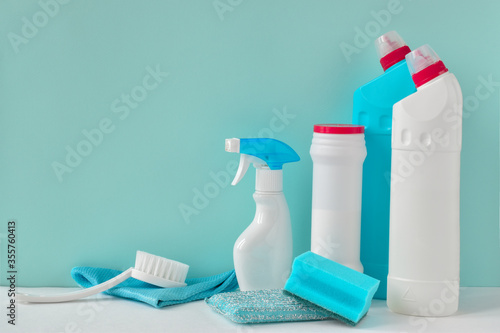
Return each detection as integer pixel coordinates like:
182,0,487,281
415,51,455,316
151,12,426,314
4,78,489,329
225,138,300,291
387,45,462,316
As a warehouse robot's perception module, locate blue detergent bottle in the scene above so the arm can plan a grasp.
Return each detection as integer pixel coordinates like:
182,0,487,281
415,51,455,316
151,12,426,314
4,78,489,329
352,31,416,299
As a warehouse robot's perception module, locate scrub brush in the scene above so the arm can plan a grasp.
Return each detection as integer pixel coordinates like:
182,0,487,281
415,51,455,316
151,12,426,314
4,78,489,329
17,251,189,303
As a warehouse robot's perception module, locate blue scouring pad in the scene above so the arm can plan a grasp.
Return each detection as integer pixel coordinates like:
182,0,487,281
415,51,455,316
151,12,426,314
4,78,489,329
284,251,380,326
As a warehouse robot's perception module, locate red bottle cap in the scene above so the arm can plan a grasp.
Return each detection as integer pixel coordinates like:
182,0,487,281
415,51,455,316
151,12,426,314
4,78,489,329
375,31,411,71
406,45,448,88
314,124,364,134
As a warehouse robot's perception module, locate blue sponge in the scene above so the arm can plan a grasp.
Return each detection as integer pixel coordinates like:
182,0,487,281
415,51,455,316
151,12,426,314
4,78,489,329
284,251,379,326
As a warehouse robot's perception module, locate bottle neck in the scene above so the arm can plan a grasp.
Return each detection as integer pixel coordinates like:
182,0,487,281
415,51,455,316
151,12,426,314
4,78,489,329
255,168,283,192
380,45,411,71
416,71,451,90
412,60,448,88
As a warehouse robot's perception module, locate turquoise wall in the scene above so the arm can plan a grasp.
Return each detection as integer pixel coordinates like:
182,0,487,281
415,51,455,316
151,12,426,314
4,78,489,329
0,0,498,287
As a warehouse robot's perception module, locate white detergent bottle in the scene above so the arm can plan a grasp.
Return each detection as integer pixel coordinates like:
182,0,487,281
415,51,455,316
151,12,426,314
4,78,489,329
225,138,300,291
387,45,462,316
310,124,366,273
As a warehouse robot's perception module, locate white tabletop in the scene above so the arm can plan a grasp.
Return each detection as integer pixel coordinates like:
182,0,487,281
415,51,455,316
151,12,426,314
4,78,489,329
1,287,499,333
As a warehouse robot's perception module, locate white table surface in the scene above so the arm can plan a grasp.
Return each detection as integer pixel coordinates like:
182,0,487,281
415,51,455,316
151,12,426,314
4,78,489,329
1,287,499,333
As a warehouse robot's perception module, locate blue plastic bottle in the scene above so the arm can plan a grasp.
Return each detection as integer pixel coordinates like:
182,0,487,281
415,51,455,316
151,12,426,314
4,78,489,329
352,31,416,299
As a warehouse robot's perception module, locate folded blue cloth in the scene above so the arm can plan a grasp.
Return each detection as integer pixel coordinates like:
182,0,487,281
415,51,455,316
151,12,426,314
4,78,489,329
71,267,238,308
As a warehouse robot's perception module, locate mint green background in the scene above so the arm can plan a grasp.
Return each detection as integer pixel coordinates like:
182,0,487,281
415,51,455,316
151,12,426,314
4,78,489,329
0,0,498,287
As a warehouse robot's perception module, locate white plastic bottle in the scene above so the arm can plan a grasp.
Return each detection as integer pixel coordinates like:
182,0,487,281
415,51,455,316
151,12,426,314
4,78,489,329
310,124,366,272
387,45,462,316
225,138,300,291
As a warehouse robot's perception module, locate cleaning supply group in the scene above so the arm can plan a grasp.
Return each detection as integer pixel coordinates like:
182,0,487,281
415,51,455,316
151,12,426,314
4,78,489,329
17,31,462,326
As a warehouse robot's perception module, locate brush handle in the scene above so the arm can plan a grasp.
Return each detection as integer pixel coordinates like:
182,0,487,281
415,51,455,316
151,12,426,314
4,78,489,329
16,268,133,303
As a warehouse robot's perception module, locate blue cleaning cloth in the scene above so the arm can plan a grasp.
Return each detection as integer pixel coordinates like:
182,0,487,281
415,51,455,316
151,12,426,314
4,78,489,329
71,267,238,308
284,252,380,326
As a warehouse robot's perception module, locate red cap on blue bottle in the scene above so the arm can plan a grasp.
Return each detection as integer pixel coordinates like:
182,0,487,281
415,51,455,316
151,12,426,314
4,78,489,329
375,31,411,71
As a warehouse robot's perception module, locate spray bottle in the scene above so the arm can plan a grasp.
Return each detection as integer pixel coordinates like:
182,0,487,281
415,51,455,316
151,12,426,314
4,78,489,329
387,45,462,316
352,31,416,299
225,138,300,291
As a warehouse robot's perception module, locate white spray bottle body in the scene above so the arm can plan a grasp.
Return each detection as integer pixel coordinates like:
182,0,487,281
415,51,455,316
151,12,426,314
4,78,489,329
225,138,299,291
234,171,293,291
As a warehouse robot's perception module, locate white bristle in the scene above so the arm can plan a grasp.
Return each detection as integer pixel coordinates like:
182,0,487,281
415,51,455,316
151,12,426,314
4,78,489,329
134,251,189,285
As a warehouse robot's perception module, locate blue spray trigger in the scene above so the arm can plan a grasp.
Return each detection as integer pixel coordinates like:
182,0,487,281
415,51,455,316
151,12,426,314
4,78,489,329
238,138,300,170
225,138,300,186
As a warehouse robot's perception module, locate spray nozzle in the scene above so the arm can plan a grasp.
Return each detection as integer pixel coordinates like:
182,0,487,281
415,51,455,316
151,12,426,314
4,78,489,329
225,138,300,186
